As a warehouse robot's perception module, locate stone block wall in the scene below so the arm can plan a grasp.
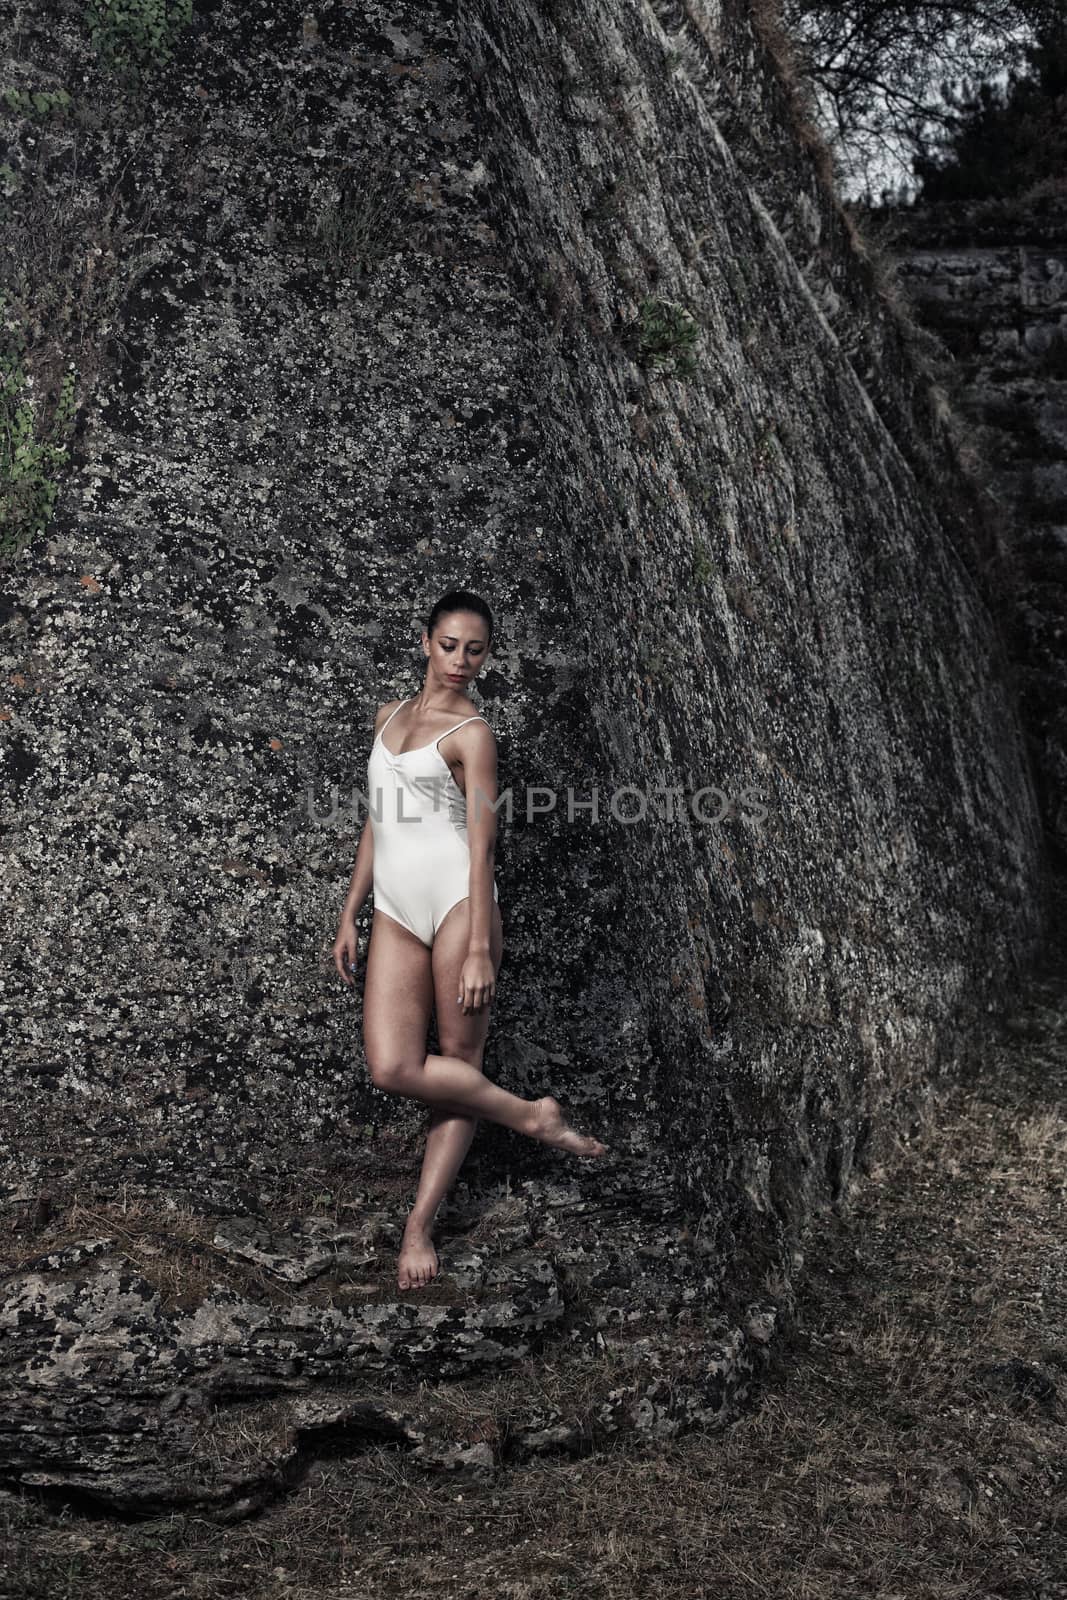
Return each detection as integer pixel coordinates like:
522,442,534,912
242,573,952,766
890,196,1067,857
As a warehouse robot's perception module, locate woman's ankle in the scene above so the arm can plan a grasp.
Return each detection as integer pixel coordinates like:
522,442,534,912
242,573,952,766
524,1095,550,1138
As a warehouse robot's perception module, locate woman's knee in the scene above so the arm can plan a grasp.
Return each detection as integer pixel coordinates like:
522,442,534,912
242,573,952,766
365,1052,422,1094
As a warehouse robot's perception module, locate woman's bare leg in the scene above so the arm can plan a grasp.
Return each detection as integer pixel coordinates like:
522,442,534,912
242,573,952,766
397,1107,479,1288
381,1047,606,1148
394,898,503,1288
363,908,608,1290
358,909,478,1288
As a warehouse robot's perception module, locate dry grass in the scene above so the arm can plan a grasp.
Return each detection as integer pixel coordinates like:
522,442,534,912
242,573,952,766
4,1190,318,1313
4,945,1067,1599
0,19,183,555
11,1194,231,1311
0,1179,493,1313
749,0,839,197
1,134,160,407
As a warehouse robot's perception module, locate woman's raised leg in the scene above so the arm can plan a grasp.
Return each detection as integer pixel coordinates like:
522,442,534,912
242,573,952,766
363,909,608,1283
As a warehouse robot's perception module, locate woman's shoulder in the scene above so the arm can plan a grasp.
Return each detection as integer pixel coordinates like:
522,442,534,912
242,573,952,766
372,697,407,736
459,710,496,741
443,709,498,760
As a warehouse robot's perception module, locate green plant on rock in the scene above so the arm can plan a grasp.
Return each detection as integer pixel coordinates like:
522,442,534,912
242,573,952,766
83,0,194,77
0,340,77,560
639,638,687,681
1,87,73,117
691,538,716,588
623,295,701,378
754,420,780,470
306,162,406,277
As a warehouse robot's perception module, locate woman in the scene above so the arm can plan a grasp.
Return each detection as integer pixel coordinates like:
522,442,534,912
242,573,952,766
334,588,607,1291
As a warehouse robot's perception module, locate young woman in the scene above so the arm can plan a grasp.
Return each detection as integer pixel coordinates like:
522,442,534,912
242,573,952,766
334,589,607,1291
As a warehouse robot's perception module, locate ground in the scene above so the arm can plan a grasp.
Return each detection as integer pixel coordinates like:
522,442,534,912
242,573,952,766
2,921,1065,1599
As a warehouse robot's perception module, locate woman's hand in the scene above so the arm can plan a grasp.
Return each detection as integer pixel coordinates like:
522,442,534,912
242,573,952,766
333,918,361,987
458,951,496,1014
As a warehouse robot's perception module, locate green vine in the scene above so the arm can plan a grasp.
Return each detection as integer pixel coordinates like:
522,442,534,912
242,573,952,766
83,0,195,77
0,336,78,560
0,87,73,117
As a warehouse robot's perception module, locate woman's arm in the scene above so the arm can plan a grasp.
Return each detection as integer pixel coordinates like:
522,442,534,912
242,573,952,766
459,722,499,1011
334,700,398,984
339,816,374,927
333,818,372,987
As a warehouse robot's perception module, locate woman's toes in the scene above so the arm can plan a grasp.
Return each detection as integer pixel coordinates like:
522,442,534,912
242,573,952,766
529,1096,608,1158
397,1230,439,1290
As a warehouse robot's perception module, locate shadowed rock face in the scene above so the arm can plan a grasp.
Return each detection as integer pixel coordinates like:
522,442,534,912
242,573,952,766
0,0,1052,1510
889,197,1067,861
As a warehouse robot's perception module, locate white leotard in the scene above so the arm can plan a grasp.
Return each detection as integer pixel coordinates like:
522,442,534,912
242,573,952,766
366,697,500,947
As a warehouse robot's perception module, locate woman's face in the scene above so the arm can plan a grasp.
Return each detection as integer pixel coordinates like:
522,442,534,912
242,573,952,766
423,610,491,689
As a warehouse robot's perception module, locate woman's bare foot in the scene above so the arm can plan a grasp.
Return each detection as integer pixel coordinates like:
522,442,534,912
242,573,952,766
529,1095,608,1157
397,1220,439,1289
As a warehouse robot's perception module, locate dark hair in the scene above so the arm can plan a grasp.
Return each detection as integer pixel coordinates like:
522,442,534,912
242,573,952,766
425,588,494,647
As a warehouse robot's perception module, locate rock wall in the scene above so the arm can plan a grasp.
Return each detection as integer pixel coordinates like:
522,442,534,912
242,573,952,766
462,0,1053,1240
888,196,1067,858
0,0,1054,1494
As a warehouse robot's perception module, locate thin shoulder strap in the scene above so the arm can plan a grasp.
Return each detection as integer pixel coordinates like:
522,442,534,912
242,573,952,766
435,714,489,745
377,698,409,737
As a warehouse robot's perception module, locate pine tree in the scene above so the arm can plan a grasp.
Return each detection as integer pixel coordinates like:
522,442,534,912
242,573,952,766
912,23,1067,199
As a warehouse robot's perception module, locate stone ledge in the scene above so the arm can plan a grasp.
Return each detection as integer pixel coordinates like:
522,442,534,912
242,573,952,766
0,1159,783,1515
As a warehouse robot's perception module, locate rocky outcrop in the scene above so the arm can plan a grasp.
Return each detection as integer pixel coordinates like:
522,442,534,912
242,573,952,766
0,0,1053,1510
2,1150,776,1513
888,195,1067,857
